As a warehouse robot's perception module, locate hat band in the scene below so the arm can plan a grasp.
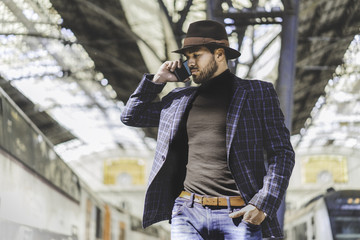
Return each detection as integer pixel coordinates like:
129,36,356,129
183,37,229,47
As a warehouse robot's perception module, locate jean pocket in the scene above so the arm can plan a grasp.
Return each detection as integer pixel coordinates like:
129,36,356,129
241,219,261,230
171,200,185,218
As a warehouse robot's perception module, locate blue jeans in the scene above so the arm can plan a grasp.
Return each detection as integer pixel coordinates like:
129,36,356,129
171,196,262,240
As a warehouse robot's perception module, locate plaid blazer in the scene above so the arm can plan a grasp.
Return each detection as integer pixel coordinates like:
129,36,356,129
121,72,295,238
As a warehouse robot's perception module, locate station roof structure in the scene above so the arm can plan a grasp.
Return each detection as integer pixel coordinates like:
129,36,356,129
0,0,360,166
294,0,360,135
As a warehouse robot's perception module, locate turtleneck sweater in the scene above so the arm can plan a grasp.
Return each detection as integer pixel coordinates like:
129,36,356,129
183,69,239,197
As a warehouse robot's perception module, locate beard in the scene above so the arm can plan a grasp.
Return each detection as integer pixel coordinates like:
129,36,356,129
192,56,218,84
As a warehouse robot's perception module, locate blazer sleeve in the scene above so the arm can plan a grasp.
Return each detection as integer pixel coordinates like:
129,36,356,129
120,74,166,128
248,83,295,219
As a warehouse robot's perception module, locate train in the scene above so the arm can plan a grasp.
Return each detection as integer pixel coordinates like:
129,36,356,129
284,188,360,240
0,87,170,240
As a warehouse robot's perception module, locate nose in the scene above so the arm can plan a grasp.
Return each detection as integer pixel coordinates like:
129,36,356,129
187,58,195,67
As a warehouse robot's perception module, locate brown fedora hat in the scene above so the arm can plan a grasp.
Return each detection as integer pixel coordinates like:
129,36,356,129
173,20,241,59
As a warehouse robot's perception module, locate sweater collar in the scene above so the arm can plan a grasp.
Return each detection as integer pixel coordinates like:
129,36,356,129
198,69,232,91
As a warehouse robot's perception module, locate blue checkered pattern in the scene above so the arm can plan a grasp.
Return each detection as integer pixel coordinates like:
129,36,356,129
121,73,295,238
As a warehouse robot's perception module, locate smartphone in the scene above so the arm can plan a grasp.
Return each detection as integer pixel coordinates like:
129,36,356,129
174,60,191,82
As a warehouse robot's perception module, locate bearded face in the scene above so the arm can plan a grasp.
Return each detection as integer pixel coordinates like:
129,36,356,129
185,47,220,84
191,54,218,84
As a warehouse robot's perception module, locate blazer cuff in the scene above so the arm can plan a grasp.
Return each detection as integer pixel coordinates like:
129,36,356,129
135,74,166,93
248,193,278,220
144,74,166,85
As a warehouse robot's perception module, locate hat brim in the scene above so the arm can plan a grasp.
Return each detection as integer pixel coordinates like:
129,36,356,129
172,43,241,60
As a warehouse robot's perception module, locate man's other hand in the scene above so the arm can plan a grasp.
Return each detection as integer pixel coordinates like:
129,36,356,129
229,204,266,225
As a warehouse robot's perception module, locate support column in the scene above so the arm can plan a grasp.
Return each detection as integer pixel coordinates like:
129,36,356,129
275,0,299,230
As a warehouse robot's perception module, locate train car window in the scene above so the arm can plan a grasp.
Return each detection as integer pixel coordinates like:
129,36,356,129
7,105,35,167
1,97,11,151
95,207,102,239
32,131,48,176
325,191,360,240
85,199,92,240
293,223,307,240
0,98,2,115
0,98,3,146
41,146,80,201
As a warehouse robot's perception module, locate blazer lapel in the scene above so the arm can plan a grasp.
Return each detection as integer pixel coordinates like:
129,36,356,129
226,81,248,159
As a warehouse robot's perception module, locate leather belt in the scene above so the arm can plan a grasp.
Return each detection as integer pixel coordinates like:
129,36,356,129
179,191,245,207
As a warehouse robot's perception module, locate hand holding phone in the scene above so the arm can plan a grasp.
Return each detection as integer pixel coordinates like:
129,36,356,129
174,60,191,82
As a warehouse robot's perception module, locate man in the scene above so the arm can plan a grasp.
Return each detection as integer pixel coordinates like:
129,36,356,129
121,20,295,239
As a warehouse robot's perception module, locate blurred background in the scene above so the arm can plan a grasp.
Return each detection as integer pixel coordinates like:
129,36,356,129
0,0,359,239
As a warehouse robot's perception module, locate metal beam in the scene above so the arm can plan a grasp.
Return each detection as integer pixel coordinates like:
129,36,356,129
275,0,300,230
222,9,284,26
276,0,299,130
158,0,194,48
74,0,163,62
207,0,223,22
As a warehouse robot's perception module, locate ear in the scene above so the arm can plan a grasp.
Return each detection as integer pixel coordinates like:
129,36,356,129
214,48,226,61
